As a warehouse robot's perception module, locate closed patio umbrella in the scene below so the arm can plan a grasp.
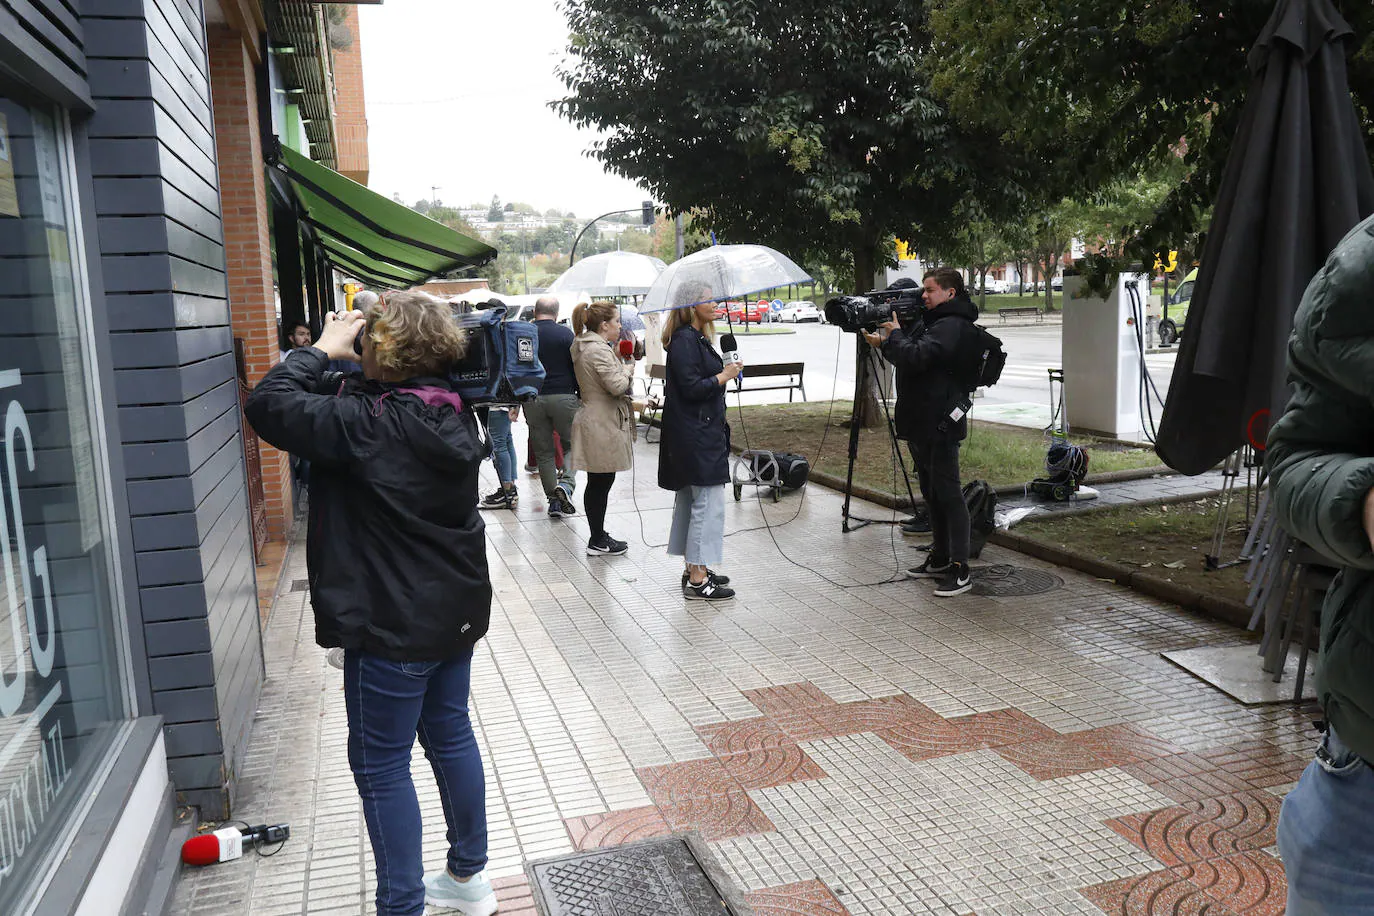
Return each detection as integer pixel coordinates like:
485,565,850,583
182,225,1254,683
1155,0,1374,475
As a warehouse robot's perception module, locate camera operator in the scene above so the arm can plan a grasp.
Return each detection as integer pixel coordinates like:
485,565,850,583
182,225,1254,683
862,269,979,597
245,293,497,916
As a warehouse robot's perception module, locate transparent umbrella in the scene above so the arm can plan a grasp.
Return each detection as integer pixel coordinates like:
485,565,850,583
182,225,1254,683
640,245,812,312
547,251,668,297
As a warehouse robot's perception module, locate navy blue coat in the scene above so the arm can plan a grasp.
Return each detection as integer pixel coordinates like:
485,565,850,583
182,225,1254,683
658,326,730,490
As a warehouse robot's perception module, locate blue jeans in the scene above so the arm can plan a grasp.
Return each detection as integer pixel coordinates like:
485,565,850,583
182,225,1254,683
1278,727,1374,913
488,409,517,485
344,650,487,916
667,485,725,566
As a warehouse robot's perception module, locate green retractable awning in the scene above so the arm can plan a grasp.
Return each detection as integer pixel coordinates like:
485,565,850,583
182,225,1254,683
269,144,496,288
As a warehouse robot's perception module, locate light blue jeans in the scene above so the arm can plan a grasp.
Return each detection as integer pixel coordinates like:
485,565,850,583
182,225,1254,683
487,409,516,485
667,485,725,567
1278,727,1374,913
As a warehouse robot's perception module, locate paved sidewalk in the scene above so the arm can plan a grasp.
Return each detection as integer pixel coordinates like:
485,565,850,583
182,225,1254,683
174,435,1314,916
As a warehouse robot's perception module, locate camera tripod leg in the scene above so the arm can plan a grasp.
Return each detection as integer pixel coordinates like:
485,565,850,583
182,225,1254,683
841,338,918,532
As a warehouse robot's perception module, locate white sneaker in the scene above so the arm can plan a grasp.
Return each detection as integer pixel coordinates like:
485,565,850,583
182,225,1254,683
423,869,497,915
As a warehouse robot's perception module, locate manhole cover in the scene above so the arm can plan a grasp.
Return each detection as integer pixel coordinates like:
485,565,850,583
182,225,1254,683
973,565,1063,597
528,836,742,916
289,579,310,592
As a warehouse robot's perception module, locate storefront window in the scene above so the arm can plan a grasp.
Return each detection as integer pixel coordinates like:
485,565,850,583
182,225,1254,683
0,74,128,907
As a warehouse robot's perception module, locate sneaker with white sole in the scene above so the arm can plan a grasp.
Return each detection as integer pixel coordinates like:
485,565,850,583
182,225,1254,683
423,869,498,915
933,562,973,597
479,487,517,510
549,488,576,518
587,534,628,556
680,569,730,588
906,555,952,580
684,577,735,600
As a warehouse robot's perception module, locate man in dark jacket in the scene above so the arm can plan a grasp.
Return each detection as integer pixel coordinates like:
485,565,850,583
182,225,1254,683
1267,213,1374,914
245,296,498,916
864,268,979,597
523,295,580,517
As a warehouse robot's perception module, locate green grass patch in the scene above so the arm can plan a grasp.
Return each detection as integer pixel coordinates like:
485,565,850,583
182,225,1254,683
725,401,1162,494
711,321,794,335
1014,494,1255,606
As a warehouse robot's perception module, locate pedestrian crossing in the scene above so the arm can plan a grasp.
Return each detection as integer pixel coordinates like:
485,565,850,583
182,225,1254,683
997,351,1178,384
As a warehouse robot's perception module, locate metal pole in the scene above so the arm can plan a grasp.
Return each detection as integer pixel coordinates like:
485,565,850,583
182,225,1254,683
569,207,642,266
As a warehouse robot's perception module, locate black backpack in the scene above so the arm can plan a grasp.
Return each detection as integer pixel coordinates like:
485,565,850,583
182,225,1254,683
963,479,998,558
749,451,809,491
955,323,1006,390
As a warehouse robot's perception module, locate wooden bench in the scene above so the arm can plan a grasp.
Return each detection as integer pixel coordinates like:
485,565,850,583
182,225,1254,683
998,306,1043,323
739,362,806,401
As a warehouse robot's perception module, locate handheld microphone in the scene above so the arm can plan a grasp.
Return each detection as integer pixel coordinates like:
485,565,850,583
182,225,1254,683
720,334,743,389
181,824,291,866
617,338,634,360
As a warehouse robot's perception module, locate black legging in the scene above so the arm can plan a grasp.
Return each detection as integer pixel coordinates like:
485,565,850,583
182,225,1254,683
584,472,616,540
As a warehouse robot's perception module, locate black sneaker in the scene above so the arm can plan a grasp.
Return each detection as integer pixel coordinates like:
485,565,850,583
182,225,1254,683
480,487,517,510
480,486,505,506
680,569,731,587
900,517,932,536
550,488,576,518
906,556,951,579
587,534,628,556
684,577,735,601
933,562,973,597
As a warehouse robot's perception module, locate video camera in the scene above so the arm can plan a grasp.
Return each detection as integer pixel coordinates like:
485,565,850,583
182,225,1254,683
448,304,545,406
824,287,924,333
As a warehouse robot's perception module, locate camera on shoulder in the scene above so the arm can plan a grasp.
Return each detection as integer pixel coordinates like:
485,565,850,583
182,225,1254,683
823,287,924,333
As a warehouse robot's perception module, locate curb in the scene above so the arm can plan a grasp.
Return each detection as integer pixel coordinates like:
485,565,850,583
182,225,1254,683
988,527,1251,629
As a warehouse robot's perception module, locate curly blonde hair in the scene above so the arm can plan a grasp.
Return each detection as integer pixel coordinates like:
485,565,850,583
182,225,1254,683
364,290,468,378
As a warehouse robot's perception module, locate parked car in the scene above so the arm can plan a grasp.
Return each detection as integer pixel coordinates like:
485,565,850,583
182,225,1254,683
776,300,821,323
1050,276,1064,292
979,278,1010,294
727,300,771,323
1159,267,1197,346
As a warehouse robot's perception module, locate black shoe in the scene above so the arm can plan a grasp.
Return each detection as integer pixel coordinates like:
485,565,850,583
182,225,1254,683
684,577,735,600
548,488,576,518
480,487,517,510
900,516,932,536
680,569,731,588
906,556,951,579
933,562,973,597
587,534,628,556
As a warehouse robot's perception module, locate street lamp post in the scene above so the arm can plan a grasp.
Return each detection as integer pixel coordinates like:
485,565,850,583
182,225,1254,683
569,201,656,266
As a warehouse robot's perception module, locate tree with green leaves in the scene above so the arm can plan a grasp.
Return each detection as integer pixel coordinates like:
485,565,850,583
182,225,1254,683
487,196,504,223
927,0,1374,264
556,0,1029,423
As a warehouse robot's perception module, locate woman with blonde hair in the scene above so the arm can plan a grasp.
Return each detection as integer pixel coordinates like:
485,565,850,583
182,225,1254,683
246,290,498,916
570,300,636,555
658,282,742,599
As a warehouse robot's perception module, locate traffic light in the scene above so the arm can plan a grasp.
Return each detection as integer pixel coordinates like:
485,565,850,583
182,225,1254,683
642,201,655,225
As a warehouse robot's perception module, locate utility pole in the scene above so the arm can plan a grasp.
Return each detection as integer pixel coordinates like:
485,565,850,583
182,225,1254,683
430,185,441,208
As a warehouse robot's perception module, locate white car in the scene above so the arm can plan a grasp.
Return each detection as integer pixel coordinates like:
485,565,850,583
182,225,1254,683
776,301,822,323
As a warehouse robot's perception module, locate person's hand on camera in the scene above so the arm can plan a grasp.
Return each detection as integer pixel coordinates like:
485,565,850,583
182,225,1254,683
862,330,884,348
317,310,366,362
880,313,900,333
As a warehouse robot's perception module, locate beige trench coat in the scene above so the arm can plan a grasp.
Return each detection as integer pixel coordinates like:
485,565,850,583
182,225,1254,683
569,332,636,473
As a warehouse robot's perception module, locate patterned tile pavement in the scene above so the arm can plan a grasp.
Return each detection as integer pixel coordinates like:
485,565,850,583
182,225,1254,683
172,433,1318,915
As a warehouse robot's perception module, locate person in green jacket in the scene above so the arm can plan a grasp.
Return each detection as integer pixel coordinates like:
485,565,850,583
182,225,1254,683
1268,213,1374,914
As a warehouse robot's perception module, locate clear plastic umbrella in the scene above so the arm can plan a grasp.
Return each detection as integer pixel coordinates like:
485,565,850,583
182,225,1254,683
640,245,812,312
547,251,668,297
619,303,646,333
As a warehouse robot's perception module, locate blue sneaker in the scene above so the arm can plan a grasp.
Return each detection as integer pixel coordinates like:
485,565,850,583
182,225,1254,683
423,869,498,914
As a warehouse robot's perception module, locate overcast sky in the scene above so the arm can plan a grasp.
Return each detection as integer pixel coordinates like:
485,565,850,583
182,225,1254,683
358,1,649,218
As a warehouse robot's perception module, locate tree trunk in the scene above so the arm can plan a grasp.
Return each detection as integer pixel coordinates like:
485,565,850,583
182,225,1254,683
852,242,883,428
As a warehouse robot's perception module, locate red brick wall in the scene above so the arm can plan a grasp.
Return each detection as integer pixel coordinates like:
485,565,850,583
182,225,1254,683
333,6,369,184
209,26,294,540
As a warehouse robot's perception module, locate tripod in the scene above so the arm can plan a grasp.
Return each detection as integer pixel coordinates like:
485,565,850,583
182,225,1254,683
841,335,920,532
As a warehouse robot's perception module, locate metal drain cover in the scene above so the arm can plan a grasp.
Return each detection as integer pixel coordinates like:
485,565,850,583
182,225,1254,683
528,836,743,916
973,565,1063,597
289,579,310,592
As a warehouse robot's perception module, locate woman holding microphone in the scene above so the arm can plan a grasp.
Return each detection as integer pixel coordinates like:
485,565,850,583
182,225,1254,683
570,300,636,556
659,284,741,600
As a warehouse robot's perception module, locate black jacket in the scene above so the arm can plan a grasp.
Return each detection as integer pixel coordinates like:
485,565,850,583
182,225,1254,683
658,326,730,490
882,293,980,442
244,348,491,661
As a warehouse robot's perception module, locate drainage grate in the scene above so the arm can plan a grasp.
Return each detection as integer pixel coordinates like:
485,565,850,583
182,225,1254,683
973,565,1063,597
528,836,742,916
289,579,310,592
